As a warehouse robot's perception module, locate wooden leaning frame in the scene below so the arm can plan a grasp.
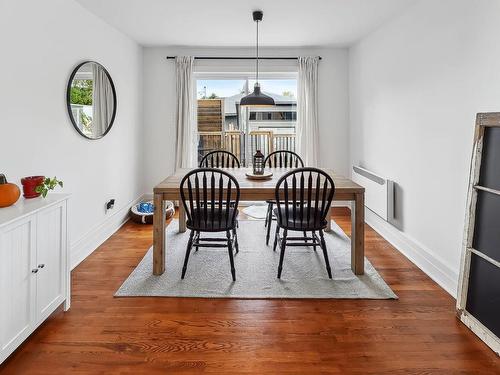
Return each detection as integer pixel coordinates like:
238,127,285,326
456,112,500,355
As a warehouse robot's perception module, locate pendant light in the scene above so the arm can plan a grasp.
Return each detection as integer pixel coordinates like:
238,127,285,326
240,10,275,107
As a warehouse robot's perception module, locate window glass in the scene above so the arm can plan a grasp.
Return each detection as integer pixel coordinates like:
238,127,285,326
196,77,297,166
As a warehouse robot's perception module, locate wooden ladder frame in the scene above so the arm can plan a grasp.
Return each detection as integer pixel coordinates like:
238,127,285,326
457,112,500,356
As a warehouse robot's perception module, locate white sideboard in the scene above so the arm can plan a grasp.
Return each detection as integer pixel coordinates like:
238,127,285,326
0,194,70,364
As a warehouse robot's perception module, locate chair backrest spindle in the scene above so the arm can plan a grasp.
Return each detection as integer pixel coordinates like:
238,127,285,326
180,168,240,230
275,168,335,229
265,150,304,169
200,150,240,168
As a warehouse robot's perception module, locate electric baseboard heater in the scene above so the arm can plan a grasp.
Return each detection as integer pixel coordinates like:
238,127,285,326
352,166,395,225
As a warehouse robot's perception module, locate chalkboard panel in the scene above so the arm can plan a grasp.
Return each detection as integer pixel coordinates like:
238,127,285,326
466,254,500,338
472,190,500,263
478,126,500,190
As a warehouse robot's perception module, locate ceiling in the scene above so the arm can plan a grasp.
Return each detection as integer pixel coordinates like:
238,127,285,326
75,0,415,47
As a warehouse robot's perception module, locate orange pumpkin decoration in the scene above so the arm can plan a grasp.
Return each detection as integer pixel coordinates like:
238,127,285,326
0,174,21,208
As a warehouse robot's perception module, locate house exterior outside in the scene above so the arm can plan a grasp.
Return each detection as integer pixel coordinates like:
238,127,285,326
196,92,297,165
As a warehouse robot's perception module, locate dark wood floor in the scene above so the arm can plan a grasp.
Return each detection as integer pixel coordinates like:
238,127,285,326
1,209,498,374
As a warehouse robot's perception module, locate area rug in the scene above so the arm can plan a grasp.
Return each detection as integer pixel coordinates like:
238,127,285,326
115,220,397,299
242,204,269,219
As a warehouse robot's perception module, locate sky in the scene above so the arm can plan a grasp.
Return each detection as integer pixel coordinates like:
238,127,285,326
197,79,297,99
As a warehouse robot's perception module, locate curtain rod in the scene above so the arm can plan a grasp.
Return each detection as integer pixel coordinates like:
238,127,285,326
165,56,322,61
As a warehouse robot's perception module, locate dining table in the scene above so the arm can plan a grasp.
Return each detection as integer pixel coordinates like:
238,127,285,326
152,168,366,276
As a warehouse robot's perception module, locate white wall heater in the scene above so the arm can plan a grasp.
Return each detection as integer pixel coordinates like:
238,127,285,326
352,166,396,224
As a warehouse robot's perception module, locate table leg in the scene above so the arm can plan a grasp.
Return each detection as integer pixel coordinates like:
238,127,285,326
325,205,333,232
153,193,166,275
178,198,187,233
351,192,365,275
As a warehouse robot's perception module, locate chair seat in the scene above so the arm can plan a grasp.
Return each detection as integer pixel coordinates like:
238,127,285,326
187,208,238,232
273,207,327,231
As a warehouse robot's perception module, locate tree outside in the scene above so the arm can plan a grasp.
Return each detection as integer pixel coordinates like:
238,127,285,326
200,93,220,99
70,79,93,105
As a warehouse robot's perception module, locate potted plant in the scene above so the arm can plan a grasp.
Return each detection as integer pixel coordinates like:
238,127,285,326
21,176,45,198
35,177,64,198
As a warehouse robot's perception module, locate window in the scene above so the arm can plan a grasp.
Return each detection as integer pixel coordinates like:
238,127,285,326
69,77,94,136
195,75,297,166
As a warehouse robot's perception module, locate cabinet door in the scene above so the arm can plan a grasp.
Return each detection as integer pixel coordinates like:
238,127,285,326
35,202,66,324
0,216,37,363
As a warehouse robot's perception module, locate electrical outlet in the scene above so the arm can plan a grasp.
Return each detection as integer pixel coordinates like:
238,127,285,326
106,199,115,212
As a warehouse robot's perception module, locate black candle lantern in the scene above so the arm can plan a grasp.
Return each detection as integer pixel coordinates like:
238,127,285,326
253,150,265,175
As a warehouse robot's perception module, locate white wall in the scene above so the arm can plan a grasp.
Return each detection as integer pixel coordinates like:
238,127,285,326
349,0,500,295
143,46,349,190
0,0,143,266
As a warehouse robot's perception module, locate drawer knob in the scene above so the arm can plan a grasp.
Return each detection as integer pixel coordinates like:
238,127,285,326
38,264,45,269
32,269,39,273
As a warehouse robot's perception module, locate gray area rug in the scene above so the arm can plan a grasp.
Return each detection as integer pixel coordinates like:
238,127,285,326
115,220,397,299
242,204,268,219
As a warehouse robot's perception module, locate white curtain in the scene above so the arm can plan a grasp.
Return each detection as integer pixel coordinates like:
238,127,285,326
175,56,196,169
296,56,320,167
92,63,114,138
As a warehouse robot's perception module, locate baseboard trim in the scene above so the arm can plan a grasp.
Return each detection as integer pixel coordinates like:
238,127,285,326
364,208,458,297
70,195,143,270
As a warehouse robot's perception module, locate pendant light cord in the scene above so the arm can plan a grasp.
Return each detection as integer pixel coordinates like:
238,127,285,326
256,19,259,84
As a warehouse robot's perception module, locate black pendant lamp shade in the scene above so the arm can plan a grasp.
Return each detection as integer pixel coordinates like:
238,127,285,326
240,10,275,107
240,83,274,106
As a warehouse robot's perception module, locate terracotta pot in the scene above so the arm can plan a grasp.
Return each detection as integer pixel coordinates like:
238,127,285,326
21,176,45,199
0,174,21,207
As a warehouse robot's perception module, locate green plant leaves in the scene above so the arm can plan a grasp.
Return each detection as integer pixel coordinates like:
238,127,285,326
36,176,64,198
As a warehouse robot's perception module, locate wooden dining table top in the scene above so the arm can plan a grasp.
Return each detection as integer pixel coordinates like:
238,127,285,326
154,168,364,201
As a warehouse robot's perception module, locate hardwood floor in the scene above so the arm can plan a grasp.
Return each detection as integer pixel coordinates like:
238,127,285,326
1,209,498,374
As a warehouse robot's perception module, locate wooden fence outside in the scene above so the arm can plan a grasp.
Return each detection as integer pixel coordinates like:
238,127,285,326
197,99,223,132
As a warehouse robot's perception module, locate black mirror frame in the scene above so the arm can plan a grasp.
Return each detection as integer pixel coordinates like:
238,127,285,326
66,61,117,140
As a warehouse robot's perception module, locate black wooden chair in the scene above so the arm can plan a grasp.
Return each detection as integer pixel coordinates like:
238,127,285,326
273,167,335,279
200,150,240,223
179,168,240,281
199,150,240,168
264,151,304,244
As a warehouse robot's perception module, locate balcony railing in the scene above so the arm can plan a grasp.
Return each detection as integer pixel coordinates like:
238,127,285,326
273,133,296,153
198,130,296,166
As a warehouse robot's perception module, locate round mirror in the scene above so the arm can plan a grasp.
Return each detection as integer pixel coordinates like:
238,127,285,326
66,61,116,139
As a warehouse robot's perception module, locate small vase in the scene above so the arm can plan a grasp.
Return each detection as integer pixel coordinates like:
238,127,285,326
21,176,45,199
